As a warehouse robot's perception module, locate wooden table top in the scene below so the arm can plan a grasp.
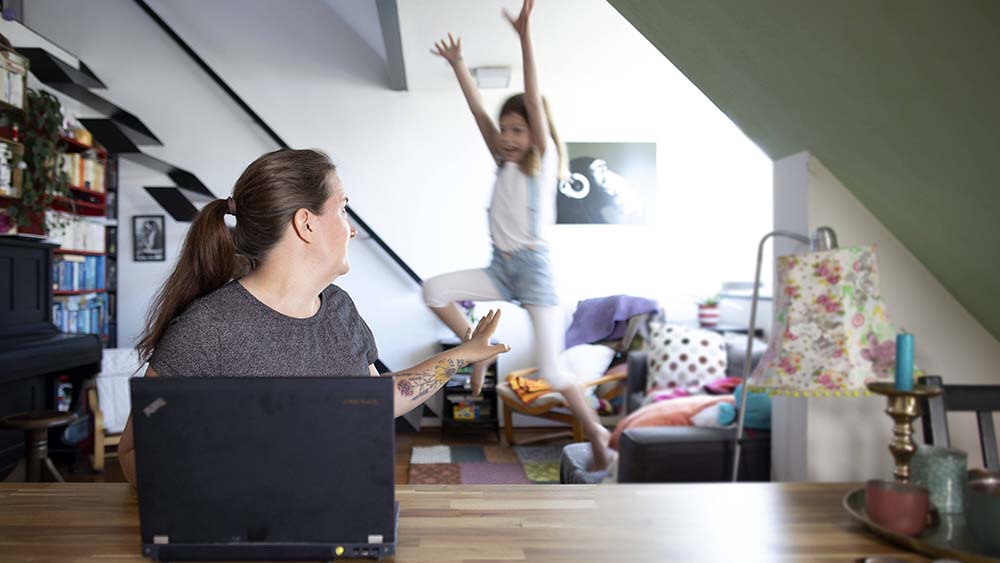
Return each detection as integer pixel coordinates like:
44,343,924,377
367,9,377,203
0,482,929,562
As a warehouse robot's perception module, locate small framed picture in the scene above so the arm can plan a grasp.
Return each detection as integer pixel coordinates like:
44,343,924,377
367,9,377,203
133,215,165,262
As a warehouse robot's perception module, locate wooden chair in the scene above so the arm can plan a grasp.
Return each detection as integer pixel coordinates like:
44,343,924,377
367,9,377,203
87,385,122,472
88,348,142,472
498,313,649,446
919,375,1000,471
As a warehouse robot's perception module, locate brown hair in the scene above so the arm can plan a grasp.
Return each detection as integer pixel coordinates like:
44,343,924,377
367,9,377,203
136,149,337,362
499,94,567,180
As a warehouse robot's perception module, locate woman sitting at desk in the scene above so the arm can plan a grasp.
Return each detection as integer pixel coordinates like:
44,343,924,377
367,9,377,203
117,148,510,486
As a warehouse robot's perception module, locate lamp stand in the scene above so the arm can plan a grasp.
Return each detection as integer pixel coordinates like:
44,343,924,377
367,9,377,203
866,382,942,483
731,227,838,482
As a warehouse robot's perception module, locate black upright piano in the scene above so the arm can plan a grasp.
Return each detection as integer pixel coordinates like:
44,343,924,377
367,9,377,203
0,237,102,479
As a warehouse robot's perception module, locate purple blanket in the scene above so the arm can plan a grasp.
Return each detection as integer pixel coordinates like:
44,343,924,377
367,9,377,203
565,295,659,348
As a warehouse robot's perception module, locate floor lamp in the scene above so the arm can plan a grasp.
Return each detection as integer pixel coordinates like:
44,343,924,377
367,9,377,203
732,228,903,481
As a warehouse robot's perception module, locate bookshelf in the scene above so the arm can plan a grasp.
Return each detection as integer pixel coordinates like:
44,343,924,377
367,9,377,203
54,289,107,296
105,155,118,347
438,339,501,442
39,133,117,347
0,136,23,205
0,45,27,219
0,43,127,350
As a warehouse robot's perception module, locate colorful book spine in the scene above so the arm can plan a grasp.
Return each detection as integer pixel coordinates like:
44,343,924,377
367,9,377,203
51,292,107,338
52,255,106,291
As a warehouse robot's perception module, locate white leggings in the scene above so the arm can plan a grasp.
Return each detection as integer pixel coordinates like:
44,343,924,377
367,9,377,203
423,269,571,389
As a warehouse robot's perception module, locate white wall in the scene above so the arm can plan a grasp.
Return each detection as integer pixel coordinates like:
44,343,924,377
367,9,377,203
24,1,772,412
773,152,1000,480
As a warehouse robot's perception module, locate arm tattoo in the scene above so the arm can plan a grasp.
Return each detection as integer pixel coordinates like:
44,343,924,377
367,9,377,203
396,358,467,401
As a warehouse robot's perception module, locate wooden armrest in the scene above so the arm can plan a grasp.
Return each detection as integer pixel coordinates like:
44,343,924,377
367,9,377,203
505,367,540,380
87,387,98,411
87,388,104,425
506,369,625,389
582,372,627,389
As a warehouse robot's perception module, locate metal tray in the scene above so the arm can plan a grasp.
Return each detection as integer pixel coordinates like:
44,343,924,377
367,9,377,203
843,487,1000,563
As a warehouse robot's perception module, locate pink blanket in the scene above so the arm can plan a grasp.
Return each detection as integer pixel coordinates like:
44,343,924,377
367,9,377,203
610,395,735,449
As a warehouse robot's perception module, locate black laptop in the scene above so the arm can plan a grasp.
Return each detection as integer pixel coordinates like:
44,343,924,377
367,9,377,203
130,376,397,561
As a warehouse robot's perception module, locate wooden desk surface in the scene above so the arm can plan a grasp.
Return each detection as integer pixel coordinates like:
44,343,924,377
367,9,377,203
0,482,928,562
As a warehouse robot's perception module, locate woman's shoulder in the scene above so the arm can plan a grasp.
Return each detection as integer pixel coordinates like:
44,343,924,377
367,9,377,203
322,283,359,311
165,293,224,336
149,289,225,376
161,281,248,335
185,280,244,318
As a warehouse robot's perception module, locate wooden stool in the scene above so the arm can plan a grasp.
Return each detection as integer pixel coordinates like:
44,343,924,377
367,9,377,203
0,411,77,482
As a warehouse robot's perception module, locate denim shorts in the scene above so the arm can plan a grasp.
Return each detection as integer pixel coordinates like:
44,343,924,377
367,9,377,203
484,245,558,307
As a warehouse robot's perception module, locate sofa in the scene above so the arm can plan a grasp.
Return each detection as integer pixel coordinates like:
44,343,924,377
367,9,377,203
561,330,772,483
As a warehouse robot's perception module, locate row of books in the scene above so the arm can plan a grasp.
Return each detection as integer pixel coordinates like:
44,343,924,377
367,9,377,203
45,211,106,252
52,292,109,337
53,254,106,292
61,153,106,192
0,141,19,197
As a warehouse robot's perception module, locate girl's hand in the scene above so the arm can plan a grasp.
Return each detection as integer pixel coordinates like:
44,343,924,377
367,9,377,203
503,0,534,38
461,309,510,365
430,33,463,66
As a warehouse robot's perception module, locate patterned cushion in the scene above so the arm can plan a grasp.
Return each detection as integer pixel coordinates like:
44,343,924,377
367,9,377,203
645,323,727,395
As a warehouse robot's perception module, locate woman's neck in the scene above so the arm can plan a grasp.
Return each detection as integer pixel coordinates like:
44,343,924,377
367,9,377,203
239,257,327,319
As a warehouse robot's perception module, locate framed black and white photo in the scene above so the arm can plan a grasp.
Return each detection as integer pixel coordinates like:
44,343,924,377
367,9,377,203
558,142,656,224
132,215,165,262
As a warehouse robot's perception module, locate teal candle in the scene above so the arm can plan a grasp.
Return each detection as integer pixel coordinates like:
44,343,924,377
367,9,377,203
895,332,914,391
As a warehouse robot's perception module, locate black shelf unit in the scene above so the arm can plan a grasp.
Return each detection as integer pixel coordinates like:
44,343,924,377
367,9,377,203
104,155,118,348
438,339,500,442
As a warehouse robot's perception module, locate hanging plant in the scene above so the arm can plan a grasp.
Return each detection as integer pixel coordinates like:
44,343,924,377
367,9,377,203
11,89,70,229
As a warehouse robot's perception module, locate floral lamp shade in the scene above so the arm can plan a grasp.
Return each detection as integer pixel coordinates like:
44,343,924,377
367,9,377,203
747,245,908,397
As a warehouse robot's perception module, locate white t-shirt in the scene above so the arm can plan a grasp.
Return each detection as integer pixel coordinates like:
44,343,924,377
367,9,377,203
488,137,559,252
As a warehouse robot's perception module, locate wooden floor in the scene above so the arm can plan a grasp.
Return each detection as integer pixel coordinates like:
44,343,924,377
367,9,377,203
57,428,574,485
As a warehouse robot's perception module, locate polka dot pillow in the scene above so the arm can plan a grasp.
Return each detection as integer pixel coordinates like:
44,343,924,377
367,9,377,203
646,323,728,395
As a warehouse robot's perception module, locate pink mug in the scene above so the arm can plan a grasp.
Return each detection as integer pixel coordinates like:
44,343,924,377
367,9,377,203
865,479,930,536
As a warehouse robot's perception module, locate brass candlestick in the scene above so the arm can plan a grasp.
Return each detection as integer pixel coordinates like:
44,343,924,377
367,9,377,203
867,382,942,483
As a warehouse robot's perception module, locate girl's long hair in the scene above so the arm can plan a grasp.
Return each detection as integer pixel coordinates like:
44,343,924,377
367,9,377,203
499,94,568,180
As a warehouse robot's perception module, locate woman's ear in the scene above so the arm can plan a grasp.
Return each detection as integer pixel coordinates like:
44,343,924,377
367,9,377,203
292,208,313,243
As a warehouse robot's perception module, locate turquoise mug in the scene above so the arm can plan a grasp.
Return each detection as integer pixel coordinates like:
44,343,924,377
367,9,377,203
911,444,967,514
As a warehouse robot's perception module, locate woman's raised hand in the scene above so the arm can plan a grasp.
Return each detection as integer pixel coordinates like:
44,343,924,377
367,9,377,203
462,309,509,396
461,309,510,365
430,33,463,66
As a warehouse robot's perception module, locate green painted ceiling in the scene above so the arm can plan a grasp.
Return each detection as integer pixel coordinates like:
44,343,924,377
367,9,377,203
608,0,1000,341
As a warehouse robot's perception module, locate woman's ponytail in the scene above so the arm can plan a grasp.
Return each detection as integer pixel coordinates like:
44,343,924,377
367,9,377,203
136,198,244,362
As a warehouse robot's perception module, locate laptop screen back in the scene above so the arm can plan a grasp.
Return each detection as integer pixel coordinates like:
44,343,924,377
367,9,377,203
131,376,395,547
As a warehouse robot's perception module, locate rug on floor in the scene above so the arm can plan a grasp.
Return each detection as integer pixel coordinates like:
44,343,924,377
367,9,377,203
407,445,564,485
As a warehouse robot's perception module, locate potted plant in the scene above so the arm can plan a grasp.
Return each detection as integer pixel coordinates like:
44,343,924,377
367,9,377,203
697,294,721,328
10,89,70,234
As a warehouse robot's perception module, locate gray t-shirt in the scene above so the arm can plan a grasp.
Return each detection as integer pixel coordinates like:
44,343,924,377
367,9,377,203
149,280,378,378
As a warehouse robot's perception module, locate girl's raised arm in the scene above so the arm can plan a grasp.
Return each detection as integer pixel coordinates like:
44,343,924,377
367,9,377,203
432,34,502,164
504,0,549,153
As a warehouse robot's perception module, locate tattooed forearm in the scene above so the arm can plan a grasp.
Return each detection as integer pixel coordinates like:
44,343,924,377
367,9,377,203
395,358,468,401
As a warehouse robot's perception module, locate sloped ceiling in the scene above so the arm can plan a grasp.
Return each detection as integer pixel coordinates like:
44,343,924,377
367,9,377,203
608,0,1000,341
